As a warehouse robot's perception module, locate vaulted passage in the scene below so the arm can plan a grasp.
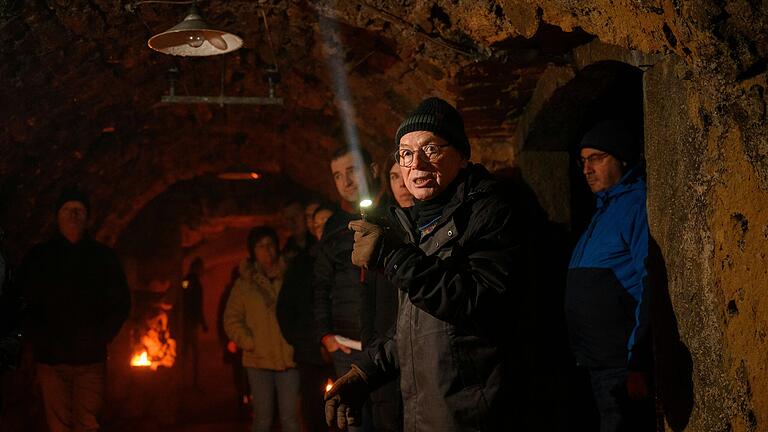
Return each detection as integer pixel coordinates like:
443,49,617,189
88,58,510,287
1,2,767,432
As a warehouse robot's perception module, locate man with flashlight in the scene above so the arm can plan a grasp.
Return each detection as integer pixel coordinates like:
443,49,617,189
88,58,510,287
325,98,527,431
313,146,401,431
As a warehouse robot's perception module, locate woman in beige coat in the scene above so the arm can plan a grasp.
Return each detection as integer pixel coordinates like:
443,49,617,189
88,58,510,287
224,226,299,432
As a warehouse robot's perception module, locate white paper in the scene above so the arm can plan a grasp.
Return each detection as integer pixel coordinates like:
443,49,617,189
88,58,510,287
334,335,362,351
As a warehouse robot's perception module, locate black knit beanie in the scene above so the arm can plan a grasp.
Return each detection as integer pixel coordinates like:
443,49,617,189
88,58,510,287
56,187,90,212
579,120,643,166
395,97,471,159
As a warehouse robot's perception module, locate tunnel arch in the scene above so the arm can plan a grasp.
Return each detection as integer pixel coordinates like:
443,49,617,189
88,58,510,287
114,171,319,289
516,56,646,232
107,171,323,423
524,60,644,153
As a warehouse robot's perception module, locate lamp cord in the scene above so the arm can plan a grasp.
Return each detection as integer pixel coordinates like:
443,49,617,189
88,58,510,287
260,8,279,73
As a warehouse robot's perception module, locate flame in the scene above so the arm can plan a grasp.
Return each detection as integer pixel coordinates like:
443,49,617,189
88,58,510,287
130,305,176,371
131,351,151,367
325,378,334,393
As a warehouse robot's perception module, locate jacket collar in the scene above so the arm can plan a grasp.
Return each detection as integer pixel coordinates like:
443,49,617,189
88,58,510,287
391,163,496,238
594,162,646,209
52,231,92,248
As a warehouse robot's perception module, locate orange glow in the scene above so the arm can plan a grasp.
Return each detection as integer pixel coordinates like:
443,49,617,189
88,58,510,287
217,172,262,180
325,378,334,393
131,351,151,367
130,306,177,371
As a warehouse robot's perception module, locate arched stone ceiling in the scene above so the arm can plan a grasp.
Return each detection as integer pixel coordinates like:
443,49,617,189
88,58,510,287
1,0,765,254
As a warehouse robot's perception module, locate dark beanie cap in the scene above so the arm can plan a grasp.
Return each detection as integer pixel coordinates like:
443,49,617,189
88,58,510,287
579,120,642,165
395,97,471,159
56,187,90,212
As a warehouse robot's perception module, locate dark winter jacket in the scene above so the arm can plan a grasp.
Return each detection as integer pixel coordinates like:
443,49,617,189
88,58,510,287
182,273,207,331
358,163,526,431
360,196,399,350
278,244,324,365
313,210,364,341
283,233,317,264
18,233,131,365
565,164,650,370
313,208,393,344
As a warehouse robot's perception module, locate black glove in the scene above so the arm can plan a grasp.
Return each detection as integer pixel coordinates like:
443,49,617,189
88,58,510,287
324,364,370,430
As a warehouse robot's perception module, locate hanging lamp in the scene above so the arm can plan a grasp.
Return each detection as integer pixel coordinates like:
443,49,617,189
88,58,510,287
147,1,242,57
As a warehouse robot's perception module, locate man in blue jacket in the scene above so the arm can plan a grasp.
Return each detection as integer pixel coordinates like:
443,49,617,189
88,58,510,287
566,120,654,431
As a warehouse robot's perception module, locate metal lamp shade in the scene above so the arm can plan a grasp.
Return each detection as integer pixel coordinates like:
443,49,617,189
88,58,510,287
148,6,242,57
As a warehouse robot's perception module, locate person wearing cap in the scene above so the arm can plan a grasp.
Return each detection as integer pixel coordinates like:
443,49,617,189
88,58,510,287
565,120,654,431
325,97,529,431
16,188,131,432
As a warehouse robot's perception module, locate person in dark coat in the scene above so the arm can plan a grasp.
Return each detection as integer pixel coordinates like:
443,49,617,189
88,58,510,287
281,201,317,264
326,98,528,431
313,146,401,432
0,225,25,412
355,157,413,432
277,203,336,432
182,257,208,389
17,188,131,432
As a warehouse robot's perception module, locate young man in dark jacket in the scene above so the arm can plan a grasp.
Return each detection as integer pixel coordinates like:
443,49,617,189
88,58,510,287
314,147,402,431
327,98,527,431
565,120,654,432
17,188,131,432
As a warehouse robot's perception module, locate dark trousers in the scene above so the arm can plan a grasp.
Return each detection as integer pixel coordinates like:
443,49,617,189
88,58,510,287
36,362,105,432
588,367,655,432
370,378,402,432
298,362,334,432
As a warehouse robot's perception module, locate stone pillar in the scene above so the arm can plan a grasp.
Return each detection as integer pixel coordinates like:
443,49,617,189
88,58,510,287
645,55,768,432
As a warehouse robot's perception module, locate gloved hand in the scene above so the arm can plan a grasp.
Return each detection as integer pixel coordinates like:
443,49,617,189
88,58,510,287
348,220,384,270
324,364,370,430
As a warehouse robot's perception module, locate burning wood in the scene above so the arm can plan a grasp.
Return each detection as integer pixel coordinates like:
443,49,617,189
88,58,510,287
131,350,151,367
130,296,177,370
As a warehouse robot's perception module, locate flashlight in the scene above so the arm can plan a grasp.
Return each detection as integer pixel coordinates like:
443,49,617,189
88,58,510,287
359,198,373,221
358,198,373,283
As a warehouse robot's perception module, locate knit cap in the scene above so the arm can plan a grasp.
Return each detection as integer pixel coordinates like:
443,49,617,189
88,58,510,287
56,187,90,212
395,97,471,159
579,120,643,165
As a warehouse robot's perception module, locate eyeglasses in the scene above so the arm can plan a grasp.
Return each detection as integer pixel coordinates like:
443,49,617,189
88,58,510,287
395,144,450,167
576,152,610,168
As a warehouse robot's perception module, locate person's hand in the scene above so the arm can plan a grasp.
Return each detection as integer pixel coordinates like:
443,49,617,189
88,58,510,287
226,340,238,354
348,220,384,269
626,370,650,400
322,334,351,354
320,345,333,364
325,364,370,430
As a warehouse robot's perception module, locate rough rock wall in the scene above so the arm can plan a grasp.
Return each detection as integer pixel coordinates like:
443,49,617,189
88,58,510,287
4,0,766,253
646,55,768,432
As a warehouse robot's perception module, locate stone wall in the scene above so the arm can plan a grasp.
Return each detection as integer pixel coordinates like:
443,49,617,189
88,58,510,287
646,55,768,432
